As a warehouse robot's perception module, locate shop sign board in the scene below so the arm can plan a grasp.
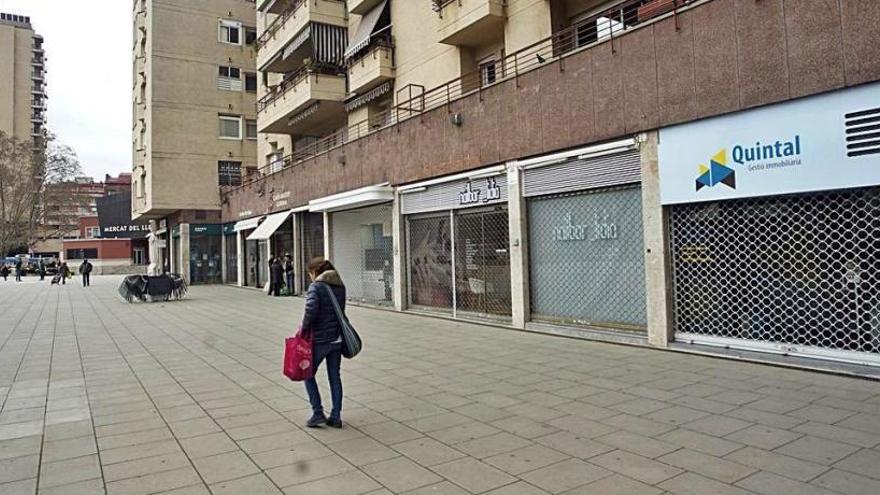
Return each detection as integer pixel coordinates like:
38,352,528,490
190,224,222,236
659,82,880,205
96,193,150,239
401,174,508,215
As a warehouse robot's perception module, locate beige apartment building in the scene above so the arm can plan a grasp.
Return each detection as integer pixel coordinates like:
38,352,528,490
254,0,608,171
132,0,258,282
0,12,46,145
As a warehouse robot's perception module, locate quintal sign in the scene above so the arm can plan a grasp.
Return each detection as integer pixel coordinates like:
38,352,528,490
658,82,880,205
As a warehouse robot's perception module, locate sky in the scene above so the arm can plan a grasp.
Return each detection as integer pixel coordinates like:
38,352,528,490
1,0,131,181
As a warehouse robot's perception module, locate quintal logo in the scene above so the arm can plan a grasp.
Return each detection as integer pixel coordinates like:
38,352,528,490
695,149,735,191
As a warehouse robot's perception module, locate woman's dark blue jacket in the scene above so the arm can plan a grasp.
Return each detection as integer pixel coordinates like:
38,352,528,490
301,270,346,344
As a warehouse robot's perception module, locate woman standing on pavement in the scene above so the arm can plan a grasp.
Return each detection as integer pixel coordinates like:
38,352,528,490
300,257,346,428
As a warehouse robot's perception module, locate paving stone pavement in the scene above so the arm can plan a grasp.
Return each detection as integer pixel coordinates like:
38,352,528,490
1,275,880,495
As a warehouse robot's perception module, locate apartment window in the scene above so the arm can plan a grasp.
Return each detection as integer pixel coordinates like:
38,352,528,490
245,72,257,93
244,26,257,45
479,58,497,86
219,115,242,139
218,66,243,91
219,20,241,45
218,161,242,186
85,227,100,239
245,120,258,140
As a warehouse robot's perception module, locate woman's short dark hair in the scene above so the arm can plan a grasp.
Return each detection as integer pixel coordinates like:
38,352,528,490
307,257,334,277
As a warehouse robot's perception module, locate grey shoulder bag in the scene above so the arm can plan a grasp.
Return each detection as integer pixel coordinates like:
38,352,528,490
320,283,362,359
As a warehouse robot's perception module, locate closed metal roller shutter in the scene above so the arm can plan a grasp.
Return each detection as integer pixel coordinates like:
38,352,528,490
523,150,641,198
401,175,508,215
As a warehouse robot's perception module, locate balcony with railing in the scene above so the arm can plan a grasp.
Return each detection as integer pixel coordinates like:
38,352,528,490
434,0,506,46
347,36,395,94
257,65,347,135
256,0,346,73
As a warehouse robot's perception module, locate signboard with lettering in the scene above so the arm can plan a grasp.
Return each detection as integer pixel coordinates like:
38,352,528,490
659,82,880,205
400,173,508,215
96,193,149,239
190,224,221,236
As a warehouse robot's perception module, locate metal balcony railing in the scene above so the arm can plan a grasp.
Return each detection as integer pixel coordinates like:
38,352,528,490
235,0,695,189
256,0,307,49
256,0,345,49
257,63,344,113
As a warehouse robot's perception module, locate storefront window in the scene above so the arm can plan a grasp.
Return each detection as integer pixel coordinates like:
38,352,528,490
224,233,237,284
190,229,222,285
408,215,453,311
455,209,511,317
331,205,393,305
407,208,511,318
300,212,324,292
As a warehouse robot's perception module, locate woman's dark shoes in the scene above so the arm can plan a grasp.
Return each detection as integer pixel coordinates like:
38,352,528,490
306,413,328,428
326,417,343,429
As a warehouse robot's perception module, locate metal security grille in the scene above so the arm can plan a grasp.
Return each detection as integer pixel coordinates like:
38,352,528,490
331,204,393,305
455,208,512,317
528,186,647,329
407,214,454,313
406,208,511,318
670,188,880,362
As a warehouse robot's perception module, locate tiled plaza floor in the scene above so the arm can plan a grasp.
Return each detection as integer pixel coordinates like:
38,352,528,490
1,276,880,494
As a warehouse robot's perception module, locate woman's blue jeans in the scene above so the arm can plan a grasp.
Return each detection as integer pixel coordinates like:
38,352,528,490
304,342,343,420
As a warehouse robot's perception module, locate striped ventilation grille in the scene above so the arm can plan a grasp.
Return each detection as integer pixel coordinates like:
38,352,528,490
846,107,880,158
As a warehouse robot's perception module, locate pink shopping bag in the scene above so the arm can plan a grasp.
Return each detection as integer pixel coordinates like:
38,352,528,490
283,330,313,381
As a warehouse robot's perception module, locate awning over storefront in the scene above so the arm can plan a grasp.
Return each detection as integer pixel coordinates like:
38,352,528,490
246,210,292,240
309,183,393,212
343,0,389,61
233,216,263,232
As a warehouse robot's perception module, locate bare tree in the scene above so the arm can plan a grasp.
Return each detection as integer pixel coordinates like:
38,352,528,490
0,131,82,256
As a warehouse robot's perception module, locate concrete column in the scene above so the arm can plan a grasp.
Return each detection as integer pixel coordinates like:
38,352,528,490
168,224,175,274
292,213,302,295
180,223,190,284
507,162,530,329
220,232,227,283
323,211,332,260
640,131,675,347
391,191,407,312
236,230,244,287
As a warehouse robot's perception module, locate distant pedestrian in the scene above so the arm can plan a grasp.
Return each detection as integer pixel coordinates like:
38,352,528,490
0,264,9,281
270,257,284,297
59,262,70,285
79,259,93,287
283,254,294,295
300,258,346,428
39,260,46,281
14,259,22,282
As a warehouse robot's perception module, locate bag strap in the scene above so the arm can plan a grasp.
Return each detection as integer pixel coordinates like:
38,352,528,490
318,282,347,325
